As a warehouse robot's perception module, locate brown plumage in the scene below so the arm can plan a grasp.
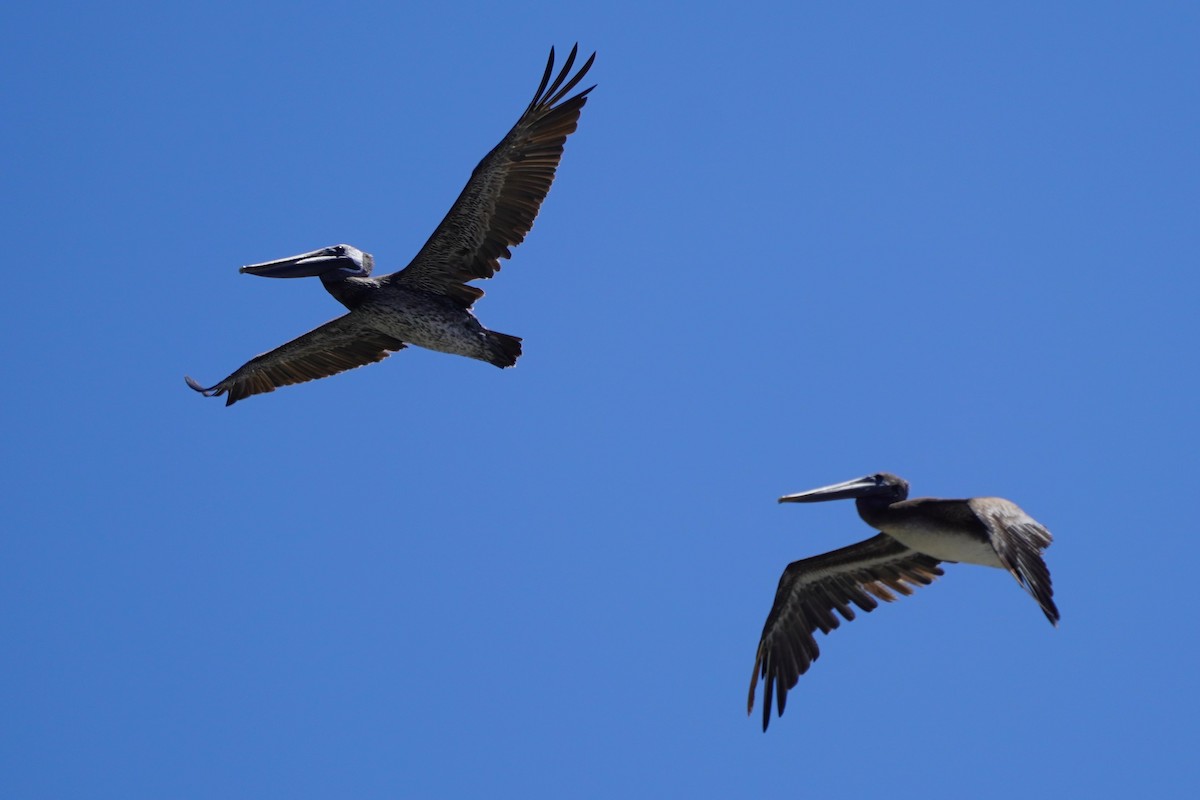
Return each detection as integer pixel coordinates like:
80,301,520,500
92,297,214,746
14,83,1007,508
185,316,405,406
397,44,596,305
186,46,594,405
748,473,1058,731
748,535,944,732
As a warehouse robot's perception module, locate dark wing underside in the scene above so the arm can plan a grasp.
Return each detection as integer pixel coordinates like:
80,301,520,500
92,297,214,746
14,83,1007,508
748,534,944,731
391,45,595,306
185,313,406,406
970,498,1059,625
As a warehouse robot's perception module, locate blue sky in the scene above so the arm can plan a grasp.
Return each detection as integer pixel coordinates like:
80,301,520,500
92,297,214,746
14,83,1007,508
2,1,1198,797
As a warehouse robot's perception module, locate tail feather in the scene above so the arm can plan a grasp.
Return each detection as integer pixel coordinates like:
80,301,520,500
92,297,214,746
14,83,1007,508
485,331,522,368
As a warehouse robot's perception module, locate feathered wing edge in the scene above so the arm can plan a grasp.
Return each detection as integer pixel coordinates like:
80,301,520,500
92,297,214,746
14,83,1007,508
185,313,405,406
394,45,596,306
971,499,1059,625
748,534,944,731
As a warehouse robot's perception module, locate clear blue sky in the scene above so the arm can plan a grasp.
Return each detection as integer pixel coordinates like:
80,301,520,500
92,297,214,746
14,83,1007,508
2,1,1197,797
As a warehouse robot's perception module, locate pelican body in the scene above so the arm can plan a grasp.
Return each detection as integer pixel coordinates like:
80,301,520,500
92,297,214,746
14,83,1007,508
186,46,595,405
748,472,1058,731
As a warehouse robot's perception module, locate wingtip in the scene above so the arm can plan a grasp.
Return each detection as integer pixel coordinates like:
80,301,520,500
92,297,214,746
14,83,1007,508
747,651,762,716
748,650,777,731
185,375,234,405
579,49,597,74
532,44,596,109
184,375,212,396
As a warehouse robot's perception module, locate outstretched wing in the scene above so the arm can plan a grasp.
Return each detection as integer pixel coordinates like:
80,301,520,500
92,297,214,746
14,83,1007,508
185,313,405,406
392,45,595,306
748,534,944,731
970,498,1059,625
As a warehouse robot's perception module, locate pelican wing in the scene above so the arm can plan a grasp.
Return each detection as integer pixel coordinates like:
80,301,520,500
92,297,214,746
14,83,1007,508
392,45,595,306
185,314,405,406
970,498,1059,625
748,534,943,731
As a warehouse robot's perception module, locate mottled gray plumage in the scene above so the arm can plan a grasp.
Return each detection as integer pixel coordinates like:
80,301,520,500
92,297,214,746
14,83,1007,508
186,46,595,405
749,472,1058,731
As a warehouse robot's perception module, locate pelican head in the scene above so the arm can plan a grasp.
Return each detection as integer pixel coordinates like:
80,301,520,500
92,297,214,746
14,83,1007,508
778,472,910,505
239,244,374,279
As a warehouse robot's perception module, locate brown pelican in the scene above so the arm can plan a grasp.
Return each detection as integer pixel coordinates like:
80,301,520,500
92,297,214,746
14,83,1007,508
748,472,1058,731
186,46,595,405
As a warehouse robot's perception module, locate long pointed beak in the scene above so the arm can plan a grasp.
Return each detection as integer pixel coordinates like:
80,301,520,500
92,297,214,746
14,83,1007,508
240,248,350,278
778,475,879,504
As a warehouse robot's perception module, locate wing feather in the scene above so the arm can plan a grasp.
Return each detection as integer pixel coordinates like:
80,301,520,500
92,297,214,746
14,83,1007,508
392,45,595,305
185,313,405,406
748,534,944,731
970,498,1059,625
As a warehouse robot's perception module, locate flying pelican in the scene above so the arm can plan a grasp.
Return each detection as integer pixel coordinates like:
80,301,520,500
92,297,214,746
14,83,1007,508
748,472,1058,730
186,46,595,405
